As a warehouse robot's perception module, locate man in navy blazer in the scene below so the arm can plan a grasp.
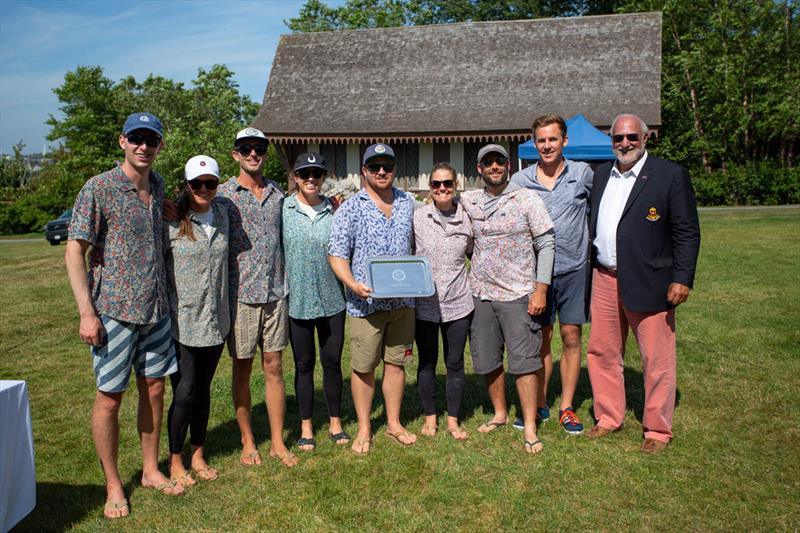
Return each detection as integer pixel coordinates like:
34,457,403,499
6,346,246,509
585,114,700,454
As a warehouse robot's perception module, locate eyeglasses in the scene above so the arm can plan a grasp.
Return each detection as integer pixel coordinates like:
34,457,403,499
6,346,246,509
480,156,508,167
188,179,219,191
365,162,395,173
235,144,268,156
611,133,641,143
431,179,454,189
126,132,161,148
296,168,325,180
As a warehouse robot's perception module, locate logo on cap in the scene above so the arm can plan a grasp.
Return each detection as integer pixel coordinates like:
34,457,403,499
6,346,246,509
140,115,150,122
375,144,386,154
200,161,206,166
244,127,260,136
308,155,316,163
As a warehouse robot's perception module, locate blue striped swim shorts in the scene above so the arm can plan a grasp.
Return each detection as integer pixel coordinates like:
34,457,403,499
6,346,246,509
91,314,178,393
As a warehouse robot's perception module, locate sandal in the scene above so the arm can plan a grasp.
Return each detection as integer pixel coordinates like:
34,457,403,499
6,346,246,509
351,436,373,455
240,451,262,466
385,429,417,446
297,437,316,451
192,467,219,481
524,439,544,455
329,431,351,445
477,419,508,433
103,499,129,519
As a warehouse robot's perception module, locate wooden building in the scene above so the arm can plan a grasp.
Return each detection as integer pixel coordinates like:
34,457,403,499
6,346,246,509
253,12,662,190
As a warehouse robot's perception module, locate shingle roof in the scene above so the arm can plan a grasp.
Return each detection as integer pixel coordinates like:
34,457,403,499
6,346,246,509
254,12,661,143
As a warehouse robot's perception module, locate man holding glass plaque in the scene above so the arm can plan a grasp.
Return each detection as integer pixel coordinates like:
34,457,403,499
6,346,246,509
328,143,418,454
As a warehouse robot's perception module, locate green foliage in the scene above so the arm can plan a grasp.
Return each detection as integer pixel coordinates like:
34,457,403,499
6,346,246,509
285,0,619,31
693,162,800,206
0,65,269,234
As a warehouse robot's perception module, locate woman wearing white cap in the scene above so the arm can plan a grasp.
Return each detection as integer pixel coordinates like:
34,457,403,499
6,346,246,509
283,152,348,451
164,155,230,486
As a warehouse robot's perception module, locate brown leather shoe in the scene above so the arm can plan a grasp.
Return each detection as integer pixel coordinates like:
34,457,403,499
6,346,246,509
640,438,669,454
585,425,621,438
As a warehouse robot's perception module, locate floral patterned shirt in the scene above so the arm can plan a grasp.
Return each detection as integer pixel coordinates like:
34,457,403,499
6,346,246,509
218,177,286,305
282,195,346,320
461,183,554,302
413,201,474,322
328,187,414,317
164,198,231,347
68,164,169,325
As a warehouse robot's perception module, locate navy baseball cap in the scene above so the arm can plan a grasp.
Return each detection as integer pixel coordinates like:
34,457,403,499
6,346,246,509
362,143,395,165
123,112,163,137
294,152,327,172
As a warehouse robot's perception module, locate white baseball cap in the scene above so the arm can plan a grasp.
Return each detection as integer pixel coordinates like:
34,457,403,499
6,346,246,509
235,127,267,144
184,155,220,181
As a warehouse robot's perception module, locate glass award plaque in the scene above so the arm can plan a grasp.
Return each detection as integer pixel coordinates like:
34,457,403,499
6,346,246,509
366,256,435,298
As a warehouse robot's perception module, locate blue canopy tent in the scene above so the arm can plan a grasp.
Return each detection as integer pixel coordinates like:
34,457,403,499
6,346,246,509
517,114,614,162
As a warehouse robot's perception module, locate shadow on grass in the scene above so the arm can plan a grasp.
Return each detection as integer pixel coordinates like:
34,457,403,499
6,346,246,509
13,481,113,532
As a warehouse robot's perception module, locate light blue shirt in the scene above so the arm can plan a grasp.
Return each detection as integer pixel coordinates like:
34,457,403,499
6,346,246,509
511,159,593,275
282,195,345,320
328,187,414,317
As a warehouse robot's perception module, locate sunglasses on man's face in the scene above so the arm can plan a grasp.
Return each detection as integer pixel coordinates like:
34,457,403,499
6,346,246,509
126,132,161,148
365,162,395,173
431,179,454,189
235,144,268,156
189,179,219,191
296,168,325,180
611,133,641,143
480,156,508,167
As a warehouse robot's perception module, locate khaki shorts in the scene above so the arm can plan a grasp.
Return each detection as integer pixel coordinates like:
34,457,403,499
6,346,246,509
349,307,415,373
227,299,289,359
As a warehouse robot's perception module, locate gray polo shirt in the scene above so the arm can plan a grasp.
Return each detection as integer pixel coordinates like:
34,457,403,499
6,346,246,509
511,159,593,276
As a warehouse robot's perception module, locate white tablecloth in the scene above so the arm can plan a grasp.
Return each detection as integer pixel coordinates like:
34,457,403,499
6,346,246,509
0,380,36,533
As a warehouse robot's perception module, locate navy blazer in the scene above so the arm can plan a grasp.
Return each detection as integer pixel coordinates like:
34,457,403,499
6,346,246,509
589,155,701,313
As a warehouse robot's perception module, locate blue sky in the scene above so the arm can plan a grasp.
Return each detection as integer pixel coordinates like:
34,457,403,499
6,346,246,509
0,0,329,154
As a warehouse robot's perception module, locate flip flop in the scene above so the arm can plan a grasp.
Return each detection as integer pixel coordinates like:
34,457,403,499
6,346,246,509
170,473,196,488
192,467,219,481
351,436,373,455
297,437,316,451
385,429,416,446
420,424,438,437
240,451,262,467
270,450,299,468
524,439,544,455
477,419,508,433
329,431,351,445
146,480,184,496
447,427,469,441
103,499,129,519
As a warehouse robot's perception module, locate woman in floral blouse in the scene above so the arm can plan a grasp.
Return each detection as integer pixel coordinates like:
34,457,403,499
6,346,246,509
164,155,230,486
414,162,474,440
283,153,348,451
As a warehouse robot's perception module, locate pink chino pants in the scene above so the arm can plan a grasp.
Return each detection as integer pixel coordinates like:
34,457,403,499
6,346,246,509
586,267,676,442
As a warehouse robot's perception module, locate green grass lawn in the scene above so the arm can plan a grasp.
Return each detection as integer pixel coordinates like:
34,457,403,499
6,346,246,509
1,207,798,532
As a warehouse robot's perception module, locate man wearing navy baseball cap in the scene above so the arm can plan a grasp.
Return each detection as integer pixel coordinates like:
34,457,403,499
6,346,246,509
65,112,182,518
328,143,418,453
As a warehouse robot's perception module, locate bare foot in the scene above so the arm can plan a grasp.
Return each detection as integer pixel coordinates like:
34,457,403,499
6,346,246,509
447,426,469,440
420,415,437,437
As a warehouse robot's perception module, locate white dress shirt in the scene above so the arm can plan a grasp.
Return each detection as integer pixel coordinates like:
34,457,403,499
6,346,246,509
594,152,649,269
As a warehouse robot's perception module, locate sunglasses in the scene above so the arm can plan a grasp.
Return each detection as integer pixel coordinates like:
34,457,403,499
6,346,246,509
431,179,454,189
235,144,268,156
611,133,641,143
126,132,161,148
296,168,326,180
189,179,219,191
365,162,395,173
480,156,508,167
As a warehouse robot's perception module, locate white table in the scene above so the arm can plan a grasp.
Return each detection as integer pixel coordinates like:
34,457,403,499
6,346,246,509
0,380,36,533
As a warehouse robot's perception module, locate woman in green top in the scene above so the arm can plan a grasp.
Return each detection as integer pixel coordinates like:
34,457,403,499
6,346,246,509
282,153,348,451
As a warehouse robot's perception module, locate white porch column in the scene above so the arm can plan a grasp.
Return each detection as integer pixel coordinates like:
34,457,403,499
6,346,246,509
418,142,433,190
346,143,360,180
450,142,465,190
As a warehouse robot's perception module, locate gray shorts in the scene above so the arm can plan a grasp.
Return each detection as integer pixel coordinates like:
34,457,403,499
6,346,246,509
469,296,543,375
542,264,591,326
227,299,289,358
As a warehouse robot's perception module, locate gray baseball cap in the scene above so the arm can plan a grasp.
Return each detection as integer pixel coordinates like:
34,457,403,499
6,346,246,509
477,144,509,163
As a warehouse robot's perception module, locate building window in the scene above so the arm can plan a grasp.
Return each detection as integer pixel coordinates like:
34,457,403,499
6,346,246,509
319,143,349,178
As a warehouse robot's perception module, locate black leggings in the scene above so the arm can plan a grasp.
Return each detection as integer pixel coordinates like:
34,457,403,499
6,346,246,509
289,311,346,420
415,313,472,419
167,342,223,454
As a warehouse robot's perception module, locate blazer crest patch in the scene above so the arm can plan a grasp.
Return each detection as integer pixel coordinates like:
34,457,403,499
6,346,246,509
646,207,661,221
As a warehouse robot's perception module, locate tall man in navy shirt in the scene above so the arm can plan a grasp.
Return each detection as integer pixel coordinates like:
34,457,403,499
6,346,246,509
511,114,593,435
328,143,418,454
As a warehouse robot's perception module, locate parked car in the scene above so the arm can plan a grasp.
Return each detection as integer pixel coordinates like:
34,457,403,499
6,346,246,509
44,209,72,245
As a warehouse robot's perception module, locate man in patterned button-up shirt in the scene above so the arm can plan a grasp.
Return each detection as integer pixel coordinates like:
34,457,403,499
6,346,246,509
217,127,297,467
461,143,555,455
328,143,418,453
65,112,183,517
